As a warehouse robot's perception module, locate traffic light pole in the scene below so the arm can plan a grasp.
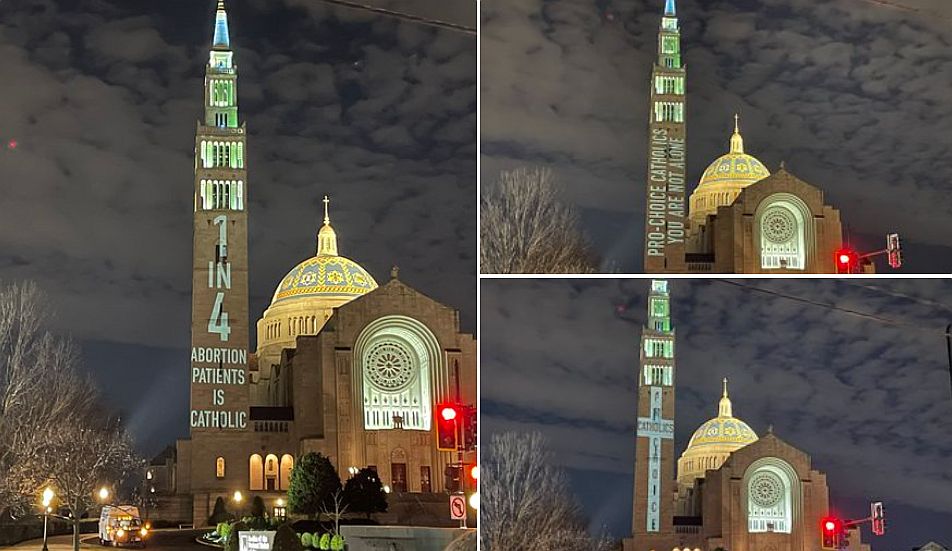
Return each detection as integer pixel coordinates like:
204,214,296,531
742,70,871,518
454,360,466,529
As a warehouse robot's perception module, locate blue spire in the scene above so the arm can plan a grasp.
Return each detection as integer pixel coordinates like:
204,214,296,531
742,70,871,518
664,0,676,16
213,1,230,49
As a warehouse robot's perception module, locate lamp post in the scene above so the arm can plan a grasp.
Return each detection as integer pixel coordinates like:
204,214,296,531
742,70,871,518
41,487,55,551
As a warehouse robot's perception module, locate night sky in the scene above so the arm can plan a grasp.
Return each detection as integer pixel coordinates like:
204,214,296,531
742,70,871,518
481,278,952,550
480,0,952,273
0,0,475,454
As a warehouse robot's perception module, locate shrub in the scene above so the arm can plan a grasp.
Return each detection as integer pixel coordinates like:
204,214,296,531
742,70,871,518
342,467,387,518
218,522,233,539
300,533,313,548
287,452,342,519
330,534,344,551
271,524,304,551
318,533,331,550
224,521,248,551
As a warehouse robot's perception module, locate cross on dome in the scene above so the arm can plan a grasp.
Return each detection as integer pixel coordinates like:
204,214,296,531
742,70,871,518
317,195,339,256
730,114,745,154
718,377,733,417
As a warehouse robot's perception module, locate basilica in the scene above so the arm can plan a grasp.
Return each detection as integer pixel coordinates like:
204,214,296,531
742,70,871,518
145,1,476,526
624,281,870,551
640,0,882,274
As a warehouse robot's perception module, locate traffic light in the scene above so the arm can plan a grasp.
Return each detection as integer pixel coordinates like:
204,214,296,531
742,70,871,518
467,464,478,486
886,234,902,269
436,403,459,451
462,405,477,451
821,516,841,550
444,465,461,492
834,248,859,274
871,501,886,536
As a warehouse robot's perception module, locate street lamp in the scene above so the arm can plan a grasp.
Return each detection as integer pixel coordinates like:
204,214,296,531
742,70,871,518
98,487,110,502
382,485,391,494
468,492,479,511
41,487,55,551
233,491,243,503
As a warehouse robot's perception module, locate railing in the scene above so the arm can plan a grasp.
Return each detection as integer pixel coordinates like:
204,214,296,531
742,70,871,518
675,525,701,534
253,421,290,433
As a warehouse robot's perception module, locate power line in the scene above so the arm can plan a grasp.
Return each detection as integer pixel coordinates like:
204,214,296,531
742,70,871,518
306,0,475,35
712,279,952,397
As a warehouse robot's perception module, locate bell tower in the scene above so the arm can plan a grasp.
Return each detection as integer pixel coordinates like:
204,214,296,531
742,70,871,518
188,0,250,434
626,280,677,550
643,0,687,273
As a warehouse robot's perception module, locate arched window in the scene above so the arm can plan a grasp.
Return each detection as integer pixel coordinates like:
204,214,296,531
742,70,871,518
249,454,264,490
265,454,279,491
216,456,225,478
279,455,294,490
355,315,440,431
756,194,812,271
745,459,797,534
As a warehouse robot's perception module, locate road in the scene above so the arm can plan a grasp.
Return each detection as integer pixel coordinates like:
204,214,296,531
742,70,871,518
0,529,209,551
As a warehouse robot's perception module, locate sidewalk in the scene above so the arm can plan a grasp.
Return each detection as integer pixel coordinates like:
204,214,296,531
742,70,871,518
0,534,98,551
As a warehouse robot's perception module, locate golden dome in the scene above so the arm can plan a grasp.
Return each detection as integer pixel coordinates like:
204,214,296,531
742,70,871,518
677,378,758,486
270,196,378,305
689,115,770,229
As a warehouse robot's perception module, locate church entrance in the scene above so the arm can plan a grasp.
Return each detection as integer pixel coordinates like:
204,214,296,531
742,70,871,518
391,463,407,492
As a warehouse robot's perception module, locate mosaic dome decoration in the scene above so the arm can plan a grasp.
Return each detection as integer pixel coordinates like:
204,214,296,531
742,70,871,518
686,414,758,449
271,254,378,304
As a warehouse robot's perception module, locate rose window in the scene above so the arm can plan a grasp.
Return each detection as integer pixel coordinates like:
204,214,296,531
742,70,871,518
749,472,783,508
366,342,415,391
762,207,796,244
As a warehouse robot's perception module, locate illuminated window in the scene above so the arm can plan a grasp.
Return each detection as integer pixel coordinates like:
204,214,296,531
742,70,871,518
216,457,225,478
249,454,263,490
279,455,294,490
746,463,794,534
757,196,808,271
661,36,679,54
643,365,673,386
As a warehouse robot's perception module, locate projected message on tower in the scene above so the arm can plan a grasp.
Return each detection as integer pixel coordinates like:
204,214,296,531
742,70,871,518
645,128,686,259
190,214,248,430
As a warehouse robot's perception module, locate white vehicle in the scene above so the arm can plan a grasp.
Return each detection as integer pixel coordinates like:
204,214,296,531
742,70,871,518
99,506,148,547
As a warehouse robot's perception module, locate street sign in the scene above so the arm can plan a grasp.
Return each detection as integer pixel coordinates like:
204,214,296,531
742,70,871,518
449,494,467,521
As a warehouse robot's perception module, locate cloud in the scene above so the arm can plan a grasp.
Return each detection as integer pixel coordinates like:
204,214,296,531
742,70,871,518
480,0,952,271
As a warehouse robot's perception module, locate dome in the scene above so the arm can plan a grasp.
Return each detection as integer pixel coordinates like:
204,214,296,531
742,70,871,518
270,197,378,305
271,254,377,304
689,116,770,229
677,378,758,486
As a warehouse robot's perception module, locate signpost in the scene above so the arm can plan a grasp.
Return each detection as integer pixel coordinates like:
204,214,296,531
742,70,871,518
449,494,467,522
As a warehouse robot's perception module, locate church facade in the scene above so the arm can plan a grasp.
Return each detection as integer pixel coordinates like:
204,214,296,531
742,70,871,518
624,281,870,551
640,1,877,274
147,1,477,526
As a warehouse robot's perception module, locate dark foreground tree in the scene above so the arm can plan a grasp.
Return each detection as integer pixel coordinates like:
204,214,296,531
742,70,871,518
481,167,599,274
250,495,266,518
481,432,613,551
0,282,100,515
208,496,231,525
342,467,387,518
34,418,141,551
287,452,342,519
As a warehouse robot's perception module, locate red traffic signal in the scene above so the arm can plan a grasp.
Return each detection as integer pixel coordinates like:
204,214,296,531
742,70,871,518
834,248,859,274
436,403,459,451
821,516,842,550
467,464,478,483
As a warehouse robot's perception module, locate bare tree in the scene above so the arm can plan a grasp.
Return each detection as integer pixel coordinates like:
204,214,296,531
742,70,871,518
480,432,613,551
481,167,600,274
0,282,99,515
33,419,141,551
321,489,349,536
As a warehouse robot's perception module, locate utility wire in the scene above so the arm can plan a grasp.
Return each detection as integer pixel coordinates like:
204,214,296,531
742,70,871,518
712,279,952,397
306,0,476,35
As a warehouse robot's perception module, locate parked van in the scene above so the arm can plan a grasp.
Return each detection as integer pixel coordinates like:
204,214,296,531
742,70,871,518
99,506,147,547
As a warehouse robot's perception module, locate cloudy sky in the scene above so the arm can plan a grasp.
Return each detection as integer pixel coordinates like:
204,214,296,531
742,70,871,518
480,0,952,273
482,278,952,549
0,0,475,453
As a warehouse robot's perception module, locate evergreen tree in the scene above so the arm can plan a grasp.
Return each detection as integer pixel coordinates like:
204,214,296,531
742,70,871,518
342,467,388,518
250,495,266,518
208,496,231,525
287,452,342,519
271,523,304,551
